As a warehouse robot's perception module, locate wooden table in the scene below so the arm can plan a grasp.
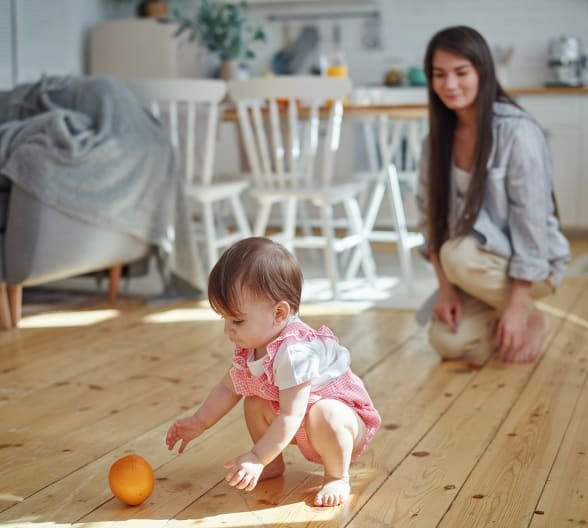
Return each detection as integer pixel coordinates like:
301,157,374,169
222,102,428,121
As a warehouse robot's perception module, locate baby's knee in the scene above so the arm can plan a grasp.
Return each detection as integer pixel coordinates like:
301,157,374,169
429,321,467,360
306,399,339,430
243,395,268,416
305,399,358,440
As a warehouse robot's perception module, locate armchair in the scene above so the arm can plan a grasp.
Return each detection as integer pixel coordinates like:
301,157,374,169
0,177,150,329
0,74,205,329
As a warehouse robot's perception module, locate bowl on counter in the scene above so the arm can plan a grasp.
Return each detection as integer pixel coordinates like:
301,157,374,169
407,67,427,87
384,69,404,87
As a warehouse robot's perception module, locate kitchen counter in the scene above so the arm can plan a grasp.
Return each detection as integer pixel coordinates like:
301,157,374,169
508,86,588,95
222,85,588,122
351,85,588,107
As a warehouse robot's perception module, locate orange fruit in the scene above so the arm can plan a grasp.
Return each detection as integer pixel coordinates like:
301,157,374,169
108,454,154,506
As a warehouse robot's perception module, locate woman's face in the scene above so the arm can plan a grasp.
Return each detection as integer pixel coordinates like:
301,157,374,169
431,49,480,112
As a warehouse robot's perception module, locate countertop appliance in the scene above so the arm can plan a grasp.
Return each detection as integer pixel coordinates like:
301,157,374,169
547,36,586,87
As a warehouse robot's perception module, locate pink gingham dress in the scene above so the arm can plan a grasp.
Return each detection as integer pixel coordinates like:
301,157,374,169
229,319,381,464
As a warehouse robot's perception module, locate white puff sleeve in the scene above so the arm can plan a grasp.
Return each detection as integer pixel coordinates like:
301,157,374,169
273,338,350,390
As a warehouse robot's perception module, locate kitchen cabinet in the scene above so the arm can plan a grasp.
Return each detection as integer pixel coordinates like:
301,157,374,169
517,94,588,230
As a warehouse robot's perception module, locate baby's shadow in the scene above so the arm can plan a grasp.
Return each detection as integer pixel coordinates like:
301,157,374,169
174,469,340,526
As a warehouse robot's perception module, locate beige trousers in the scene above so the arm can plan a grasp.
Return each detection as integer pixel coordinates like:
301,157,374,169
429,236,553,361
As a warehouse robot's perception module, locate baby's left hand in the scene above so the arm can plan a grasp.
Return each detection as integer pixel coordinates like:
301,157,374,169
224,451,264,491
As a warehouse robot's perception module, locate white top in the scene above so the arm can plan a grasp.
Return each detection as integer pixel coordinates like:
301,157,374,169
247,316,350,390
452,163,472,196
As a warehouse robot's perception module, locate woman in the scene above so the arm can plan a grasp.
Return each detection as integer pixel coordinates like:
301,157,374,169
416,26,570,364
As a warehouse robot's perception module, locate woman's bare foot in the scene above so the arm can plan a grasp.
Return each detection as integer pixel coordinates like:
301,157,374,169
512,310,551,364
259,455,285,481
313,476,350,507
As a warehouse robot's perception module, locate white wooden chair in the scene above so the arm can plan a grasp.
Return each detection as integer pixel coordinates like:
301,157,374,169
347,114,426,290
130,79,251,271
228,76,376,300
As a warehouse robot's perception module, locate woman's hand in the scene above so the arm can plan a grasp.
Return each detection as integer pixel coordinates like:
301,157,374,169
433,284,462,332
496,280,532,362
224,451,264,491
165,415,206,453
496,301,529,362
430,251,462,332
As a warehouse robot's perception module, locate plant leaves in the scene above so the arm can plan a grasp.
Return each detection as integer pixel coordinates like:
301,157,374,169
167,0,265,61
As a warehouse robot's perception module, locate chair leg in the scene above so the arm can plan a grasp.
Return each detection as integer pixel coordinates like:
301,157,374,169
8,285,22,327
297,201,314,238
344,198,377,284
108,265,122,304
320,204,340,300
346,172,386,280
345,239,363,280
254,200,273,237
202,201,218,272
282,197,298,254
230,194,252,238
386,163,414,290
0,284,13,329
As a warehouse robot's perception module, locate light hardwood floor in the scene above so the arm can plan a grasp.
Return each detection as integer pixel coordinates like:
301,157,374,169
1,239,588,528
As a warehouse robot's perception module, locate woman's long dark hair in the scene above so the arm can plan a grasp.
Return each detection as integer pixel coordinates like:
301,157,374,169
423,25,517,253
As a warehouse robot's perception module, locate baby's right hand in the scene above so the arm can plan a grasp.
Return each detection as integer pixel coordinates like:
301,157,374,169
165,416,206,453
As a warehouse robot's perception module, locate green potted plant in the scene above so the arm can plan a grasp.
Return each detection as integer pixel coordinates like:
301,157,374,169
168,0,266,79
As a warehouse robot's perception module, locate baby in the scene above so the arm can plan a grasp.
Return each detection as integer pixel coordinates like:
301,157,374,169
165,237,381,507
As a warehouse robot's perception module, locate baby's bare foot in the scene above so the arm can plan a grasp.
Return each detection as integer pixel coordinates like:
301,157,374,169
260,455,285,481
513,310,551,364
313,476,350,507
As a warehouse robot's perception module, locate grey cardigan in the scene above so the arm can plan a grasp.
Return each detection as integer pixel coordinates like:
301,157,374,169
416,101,571,286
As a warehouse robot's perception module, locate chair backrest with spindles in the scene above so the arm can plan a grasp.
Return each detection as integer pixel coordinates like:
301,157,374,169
228,76,352,190
129,79,227,186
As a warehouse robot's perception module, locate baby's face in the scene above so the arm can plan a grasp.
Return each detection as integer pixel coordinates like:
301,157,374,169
221,290,282,352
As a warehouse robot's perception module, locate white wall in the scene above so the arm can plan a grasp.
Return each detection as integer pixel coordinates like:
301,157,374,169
1,0,109,88
0,0,14,89
4,0,588,88
245,0,588,87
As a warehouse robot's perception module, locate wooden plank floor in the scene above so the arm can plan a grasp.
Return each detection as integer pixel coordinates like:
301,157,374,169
1,242,588,527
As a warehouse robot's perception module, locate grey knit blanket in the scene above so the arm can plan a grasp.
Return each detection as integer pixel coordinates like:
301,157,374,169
0,75,204,293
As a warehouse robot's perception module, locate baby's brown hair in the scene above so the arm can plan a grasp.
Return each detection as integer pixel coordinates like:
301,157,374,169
208,237,303,317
